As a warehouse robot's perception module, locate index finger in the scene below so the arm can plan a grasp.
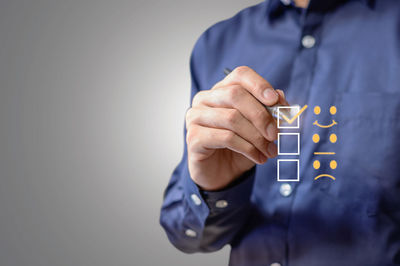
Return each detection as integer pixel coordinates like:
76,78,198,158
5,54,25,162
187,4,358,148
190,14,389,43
217,66,280,107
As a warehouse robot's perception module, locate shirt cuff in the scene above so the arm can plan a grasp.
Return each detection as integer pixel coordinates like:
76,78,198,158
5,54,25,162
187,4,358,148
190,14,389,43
184,166,256,215
183,164,211,222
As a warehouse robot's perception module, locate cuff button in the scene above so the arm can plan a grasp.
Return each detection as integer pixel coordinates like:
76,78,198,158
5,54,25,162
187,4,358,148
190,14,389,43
185,229,197,238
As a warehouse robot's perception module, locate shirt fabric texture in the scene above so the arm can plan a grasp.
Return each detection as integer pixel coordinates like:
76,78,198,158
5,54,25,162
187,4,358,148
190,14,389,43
160,0,400,265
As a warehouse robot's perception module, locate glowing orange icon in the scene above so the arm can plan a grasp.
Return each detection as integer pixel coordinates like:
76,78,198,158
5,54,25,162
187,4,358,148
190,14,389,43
313,160,337,180
312,106,337,181
313,106,338,128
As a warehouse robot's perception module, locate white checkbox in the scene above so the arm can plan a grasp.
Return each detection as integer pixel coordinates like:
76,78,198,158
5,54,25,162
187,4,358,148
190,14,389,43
277,159,300,182
277,133,300,155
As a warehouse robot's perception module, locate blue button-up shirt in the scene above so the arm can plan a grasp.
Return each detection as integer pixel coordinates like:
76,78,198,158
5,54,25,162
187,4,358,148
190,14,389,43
160,0,400,265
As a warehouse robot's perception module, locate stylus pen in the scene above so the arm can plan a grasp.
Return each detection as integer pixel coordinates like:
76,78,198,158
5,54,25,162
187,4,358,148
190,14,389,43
223,68,298,120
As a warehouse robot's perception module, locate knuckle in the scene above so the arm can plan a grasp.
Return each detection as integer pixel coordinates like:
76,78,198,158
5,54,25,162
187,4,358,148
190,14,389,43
227,86,244,103
253,108,269,123
185,108,193,126
232,66,250,78
186,127,198,145
245,144,258,157
186,129,192,144
211,80,224,90
222,131,235,144
192,91,206,106
253,82,269,95
255,134,266,146
185,108,198,127
226,109,240,126
190,137,200,149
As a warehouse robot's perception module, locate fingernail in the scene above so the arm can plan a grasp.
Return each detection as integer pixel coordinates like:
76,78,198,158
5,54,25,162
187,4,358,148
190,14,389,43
267,142,277,157
266,122,277,140
263,88,279,102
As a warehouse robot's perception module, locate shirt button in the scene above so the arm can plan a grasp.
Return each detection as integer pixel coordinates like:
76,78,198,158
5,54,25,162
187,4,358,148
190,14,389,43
271,263,281,266
185,229,197,238
190,194,202,206
302,35,316,48
280,183,292,197
215,200,228,208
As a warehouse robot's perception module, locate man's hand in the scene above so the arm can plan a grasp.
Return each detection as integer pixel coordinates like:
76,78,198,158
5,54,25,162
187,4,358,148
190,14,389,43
185,66,287,191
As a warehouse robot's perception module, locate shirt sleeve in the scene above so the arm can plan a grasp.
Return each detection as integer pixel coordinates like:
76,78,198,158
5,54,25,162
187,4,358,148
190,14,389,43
159,33,256,253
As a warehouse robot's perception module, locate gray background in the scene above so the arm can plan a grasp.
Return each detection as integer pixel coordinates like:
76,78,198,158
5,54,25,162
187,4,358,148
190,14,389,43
0,0,261,265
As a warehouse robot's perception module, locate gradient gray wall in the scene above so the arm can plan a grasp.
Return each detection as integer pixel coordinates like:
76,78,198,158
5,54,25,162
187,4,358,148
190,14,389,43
0,1,262,265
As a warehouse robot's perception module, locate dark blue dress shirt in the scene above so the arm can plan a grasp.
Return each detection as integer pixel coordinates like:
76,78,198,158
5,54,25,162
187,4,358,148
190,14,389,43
160,0,400,265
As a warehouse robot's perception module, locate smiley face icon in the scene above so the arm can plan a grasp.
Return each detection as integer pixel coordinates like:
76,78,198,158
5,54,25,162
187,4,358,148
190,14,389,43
313,106,337,128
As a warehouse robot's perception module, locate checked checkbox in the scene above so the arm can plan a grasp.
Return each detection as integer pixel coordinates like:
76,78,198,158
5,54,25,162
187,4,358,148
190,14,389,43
277,105,308,129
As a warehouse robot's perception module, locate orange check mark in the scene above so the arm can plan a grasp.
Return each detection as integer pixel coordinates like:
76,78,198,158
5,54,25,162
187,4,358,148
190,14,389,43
281,105,308,124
